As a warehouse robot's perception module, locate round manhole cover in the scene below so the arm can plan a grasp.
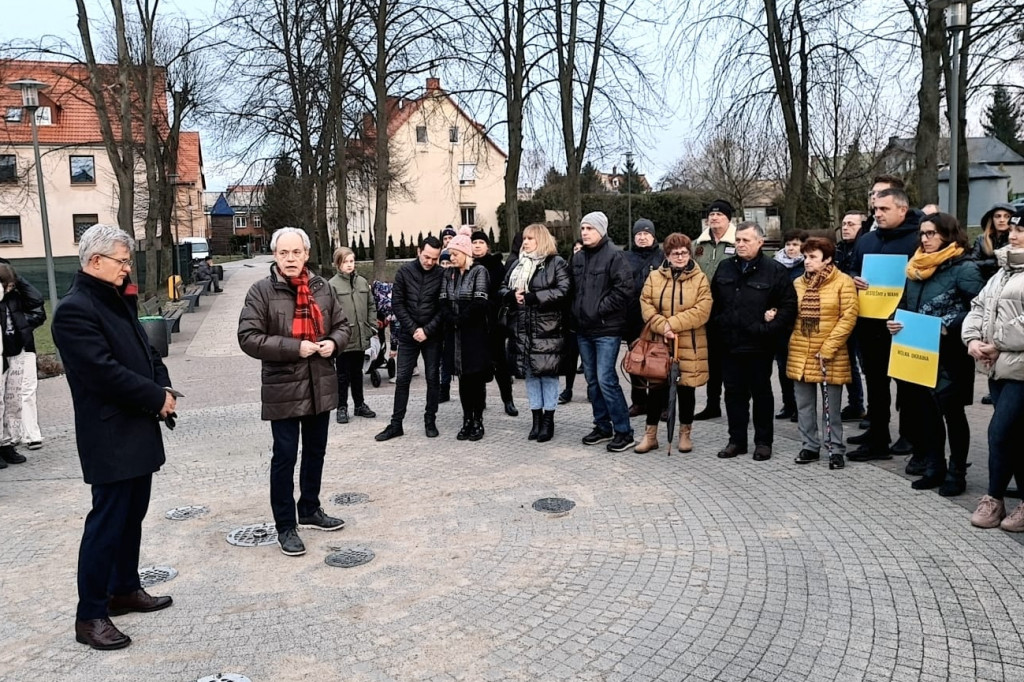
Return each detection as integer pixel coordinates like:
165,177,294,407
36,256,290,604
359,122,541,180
165,505,208,521
331,492,370,506
325,547,375,568
138,565,178,588
532,497,575,514
226,523,278,547
197,675,252,682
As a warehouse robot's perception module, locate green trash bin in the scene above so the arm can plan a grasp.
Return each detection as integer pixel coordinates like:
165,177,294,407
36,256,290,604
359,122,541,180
139,315,169,358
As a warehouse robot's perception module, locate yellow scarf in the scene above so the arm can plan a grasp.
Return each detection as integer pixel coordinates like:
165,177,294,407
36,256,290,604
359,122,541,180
906,243,964,281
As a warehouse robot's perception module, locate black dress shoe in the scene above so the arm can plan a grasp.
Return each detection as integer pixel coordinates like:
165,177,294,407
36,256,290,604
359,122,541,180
374,423,404,441
717,443,747,459
108,588,173,616
847,430,872,445
558,390,572,405
752,444,772,461
890,437,913,455
504,401,519,417
694,404,721,421
774,407,796,420
76,617,131,650
794,449,820,464
847,445,892,461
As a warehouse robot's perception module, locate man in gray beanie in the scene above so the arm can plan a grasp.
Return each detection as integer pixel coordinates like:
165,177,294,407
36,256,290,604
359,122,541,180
570,211,636,451
623,217,664,417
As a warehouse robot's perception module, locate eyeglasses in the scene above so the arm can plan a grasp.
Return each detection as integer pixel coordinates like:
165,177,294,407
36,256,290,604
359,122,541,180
920,230,939,240
97,253,133,268
668,250,690,258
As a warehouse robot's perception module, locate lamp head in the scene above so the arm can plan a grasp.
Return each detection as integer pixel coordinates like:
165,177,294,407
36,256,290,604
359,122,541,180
6,79,49,109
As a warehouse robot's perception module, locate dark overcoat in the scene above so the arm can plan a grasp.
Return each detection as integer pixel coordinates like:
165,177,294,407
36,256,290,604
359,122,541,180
52,272,171,485
500,254,571,378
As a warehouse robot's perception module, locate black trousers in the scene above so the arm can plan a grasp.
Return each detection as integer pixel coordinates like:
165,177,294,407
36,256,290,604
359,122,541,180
900,381,969,475
269,412,330,532
77,474,152,620
488,332,513,403
704,330,723,405
774,342,796,411
459,371,489,418
335,351,365,408
646,383,696,426
563,332,580,393
390,337,441,425
856,319,895,450
723,351,774,447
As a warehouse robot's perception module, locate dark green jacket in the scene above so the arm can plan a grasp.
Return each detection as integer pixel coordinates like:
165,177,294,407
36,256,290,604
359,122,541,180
329,272,377,353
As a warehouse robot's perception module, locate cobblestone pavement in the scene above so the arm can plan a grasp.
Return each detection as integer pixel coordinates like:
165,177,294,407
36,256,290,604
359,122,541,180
2,257,1023,681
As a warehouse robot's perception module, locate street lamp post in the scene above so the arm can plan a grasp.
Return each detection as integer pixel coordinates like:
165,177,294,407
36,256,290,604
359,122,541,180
625,150,634,247
6,79,59,316
167,173,181,282
946,0,968,219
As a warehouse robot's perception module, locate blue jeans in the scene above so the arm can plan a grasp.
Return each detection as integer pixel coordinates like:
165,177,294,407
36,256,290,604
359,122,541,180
577,335,631,435
269,412,330,532
525,367,559,411
988,379,1024,498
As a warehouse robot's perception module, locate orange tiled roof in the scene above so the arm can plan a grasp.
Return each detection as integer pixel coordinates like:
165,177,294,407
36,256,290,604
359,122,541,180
0,59,169,146
177,131,203,187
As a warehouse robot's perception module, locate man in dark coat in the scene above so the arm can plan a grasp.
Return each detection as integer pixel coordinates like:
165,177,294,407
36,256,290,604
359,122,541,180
623,218,664,416
195,255,222,292
472,230,517,416
52,224,177,651
847,188,922,462
710,221,798,462
238,227,350,557
570,211,636,452
835,211,868,422
376,236,444,441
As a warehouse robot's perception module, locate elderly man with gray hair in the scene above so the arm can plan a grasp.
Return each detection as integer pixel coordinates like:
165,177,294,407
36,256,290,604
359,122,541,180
709,221,797,462
53,224,177,650
238,227,351,557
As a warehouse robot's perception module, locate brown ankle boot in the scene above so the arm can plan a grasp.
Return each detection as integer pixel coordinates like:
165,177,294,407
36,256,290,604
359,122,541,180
634,425,659,453
677,424,692,453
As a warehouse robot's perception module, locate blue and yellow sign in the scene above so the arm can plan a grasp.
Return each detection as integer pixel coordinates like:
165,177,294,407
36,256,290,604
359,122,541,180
888,310,941,388
859,254,907,319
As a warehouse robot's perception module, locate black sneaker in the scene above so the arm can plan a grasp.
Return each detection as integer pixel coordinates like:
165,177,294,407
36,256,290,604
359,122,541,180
840,405,865,422
353,404,376,418
558,390,572,405
0,445,26,464
606,432,635,452
693,404,721,420
335,407,349,424
829,454,845,470
298,508,345,531
582,428,613,446
794,449,820,464
374,423,404,441
278,528,306,556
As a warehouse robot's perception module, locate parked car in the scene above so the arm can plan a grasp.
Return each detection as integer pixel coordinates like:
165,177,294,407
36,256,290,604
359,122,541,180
181,237,210,262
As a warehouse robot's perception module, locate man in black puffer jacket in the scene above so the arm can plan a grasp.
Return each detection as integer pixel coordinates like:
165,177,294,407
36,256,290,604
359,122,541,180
623,218,664,416
710,221,797,462
847,188,922,462
376,236,444,441
571,211,636,452
472,230,517,416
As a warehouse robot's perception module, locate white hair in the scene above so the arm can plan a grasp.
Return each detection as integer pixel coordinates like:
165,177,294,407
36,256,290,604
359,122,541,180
270,227,311,251
78,224,135,268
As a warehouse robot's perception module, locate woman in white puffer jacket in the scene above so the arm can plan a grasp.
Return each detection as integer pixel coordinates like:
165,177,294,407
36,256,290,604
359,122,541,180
962,211,1024,531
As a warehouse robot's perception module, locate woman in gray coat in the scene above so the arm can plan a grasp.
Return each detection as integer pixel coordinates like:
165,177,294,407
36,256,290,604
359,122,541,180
500,223,570,442
329,247,377,424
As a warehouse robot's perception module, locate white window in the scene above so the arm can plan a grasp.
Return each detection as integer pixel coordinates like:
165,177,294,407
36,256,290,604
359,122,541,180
234,215,248,229
458,163,477,185
449,126,459,143
253,215,262,229
4,108,22,123
415,126,428,144
460,205,476,227
34,107,52,126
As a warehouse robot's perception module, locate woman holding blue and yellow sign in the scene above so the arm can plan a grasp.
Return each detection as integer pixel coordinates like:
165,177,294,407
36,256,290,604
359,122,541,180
962,211,1024,531
886,213,984,496
786,237,858,470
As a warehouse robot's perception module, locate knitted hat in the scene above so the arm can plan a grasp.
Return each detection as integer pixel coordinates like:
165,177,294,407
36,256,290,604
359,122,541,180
447,226,474,256
441,225,457,239
470,230,490,244
632,218,656,237
581,211,608,237
706,199,734,220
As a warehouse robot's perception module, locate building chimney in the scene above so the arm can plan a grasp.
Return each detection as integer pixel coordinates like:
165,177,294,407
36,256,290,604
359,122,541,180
426,77,441,93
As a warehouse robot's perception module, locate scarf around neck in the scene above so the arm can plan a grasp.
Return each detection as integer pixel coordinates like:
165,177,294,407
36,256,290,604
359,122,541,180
774,249,804,269
286,267,325,342
799,263,835,336
906,243,964,281
508,250,546,293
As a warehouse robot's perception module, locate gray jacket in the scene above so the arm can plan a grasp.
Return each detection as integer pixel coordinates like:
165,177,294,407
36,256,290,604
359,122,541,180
238,265,350,420
962,247,1024,382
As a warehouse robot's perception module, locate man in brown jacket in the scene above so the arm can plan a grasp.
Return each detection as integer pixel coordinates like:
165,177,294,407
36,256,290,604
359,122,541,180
238,227,351,556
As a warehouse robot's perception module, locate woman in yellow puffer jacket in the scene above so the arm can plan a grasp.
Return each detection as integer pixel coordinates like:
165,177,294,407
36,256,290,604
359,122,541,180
637,233,712,454
786,237,859,469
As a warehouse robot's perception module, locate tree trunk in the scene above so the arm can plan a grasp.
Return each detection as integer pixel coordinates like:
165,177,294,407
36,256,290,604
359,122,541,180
371,0,390,283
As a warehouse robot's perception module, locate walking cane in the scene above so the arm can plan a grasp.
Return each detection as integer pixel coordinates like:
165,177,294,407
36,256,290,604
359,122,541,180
821,357,843,470
666,336,680,456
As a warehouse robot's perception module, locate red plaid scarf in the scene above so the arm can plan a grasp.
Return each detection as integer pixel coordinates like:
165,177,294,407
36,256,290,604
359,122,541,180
286,268,324,342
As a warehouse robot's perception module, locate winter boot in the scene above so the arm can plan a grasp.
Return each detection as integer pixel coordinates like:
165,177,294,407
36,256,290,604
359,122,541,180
911,457,947,490
537,411,554,443
677,424,693,454
468,411,484,442
528,410,542,440
939,461,968,497
457,415,472,441
634,425,660,453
